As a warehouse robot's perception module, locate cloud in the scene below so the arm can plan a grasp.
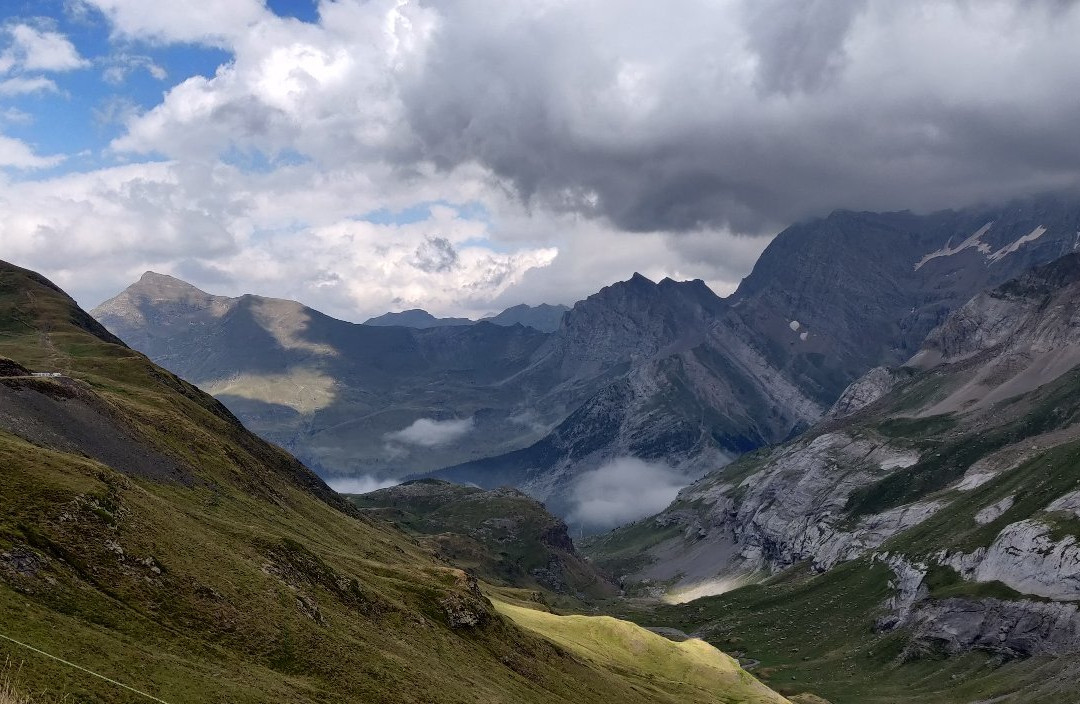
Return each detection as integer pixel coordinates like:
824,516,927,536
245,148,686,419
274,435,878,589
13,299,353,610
5,24,89,72
9,0,1080,321
385,417,474,448
0,76,58,96
0,107,33,124
102,53,167,84
412,236,459,273
82,0,268,47
566,457,686,531
0,134,64,168
327,475,399,495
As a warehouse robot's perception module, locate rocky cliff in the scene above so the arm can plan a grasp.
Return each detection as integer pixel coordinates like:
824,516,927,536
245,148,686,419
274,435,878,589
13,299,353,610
590,252,1080,660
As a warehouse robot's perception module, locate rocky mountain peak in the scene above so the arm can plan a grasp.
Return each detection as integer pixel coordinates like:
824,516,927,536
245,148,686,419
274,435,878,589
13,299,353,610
543,272,726,375
92,272,236,346
126,271,214,300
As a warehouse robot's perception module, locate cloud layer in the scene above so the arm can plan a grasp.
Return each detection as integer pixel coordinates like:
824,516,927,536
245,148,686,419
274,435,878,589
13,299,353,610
4,1,1080,317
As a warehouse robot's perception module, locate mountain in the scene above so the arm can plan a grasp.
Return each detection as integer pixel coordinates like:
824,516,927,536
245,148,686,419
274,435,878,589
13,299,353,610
0,259,786,703
364,308,474,327
365,303,568,332
481,303,569,332
92,196,1080,525
428,196,1080,519
586,252,1080,701
426,273,822,524
348,479,617,601
92,272,556,481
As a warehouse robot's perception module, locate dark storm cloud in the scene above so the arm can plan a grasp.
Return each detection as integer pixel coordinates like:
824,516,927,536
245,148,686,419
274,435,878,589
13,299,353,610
399,0,1080,233
743,0,867,94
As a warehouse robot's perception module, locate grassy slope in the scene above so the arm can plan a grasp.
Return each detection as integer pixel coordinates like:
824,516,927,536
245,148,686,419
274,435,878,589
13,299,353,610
349,481,617,602
494,601,788,704
0,261,785,703
612,562,1080,704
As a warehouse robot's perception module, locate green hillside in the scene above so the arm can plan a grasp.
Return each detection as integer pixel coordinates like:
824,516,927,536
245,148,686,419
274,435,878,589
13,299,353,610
349,480,617,602
0,260,785,703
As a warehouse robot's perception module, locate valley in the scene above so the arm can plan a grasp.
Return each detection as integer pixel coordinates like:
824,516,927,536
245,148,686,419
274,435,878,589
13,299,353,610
7,198,1080,702
5,4,1080,702
0,260,785,703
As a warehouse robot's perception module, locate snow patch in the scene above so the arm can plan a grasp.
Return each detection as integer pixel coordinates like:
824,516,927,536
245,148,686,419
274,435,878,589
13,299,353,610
987,225,1048,263
914,222,1048,271
914,222,994,271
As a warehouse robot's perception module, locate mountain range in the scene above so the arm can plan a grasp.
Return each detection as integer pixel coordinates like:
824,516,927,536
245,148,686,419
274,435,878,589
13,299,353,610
0,259,787,703
364,303,569,332
11,193,1080,701
92,194,1080,525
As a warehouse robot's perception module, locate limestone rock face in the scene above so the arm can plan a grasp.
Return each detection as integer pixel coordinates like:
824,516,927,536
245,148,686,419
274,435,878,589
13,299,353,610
941,520,1080,601
905,598,1080,657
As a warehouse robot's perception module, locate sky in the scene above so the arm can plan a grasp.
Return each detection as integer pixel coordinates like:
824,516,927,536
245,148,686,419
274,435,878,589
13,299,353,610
1,0,1079,320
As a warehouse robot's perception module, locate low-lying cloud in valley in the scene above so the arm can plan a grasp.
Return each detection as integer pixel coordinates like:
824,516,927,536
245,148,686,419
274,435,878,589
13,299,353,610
385,417,475,448
567,457,686,531
327,475,400,495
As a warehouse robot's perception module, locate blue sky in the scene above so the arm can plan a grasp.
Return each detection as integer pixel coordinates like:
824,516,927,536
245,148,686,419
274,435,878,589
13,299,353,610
0,1,264,174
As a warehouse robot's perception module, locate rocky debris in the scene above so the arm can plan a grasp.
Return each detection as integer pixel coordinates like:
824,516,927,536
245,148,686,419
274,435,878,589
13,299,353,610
0,546,48,578
440,571,492,628
975,495,1015,525
603,429,942,592
296,594,325,624
262,538,387,617
874,530,1080,659
911,253,1080,415
874,553,929,630
440,593,488,628
529,557,571,594
827,367,905,418
0,545,55,594
0,379,193,485
684,432,936,575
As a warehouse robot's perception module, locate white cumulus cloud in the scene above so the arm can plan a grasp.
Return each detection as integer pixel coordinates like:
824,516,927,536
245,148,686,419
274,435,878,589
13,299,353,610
4,24,89,72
